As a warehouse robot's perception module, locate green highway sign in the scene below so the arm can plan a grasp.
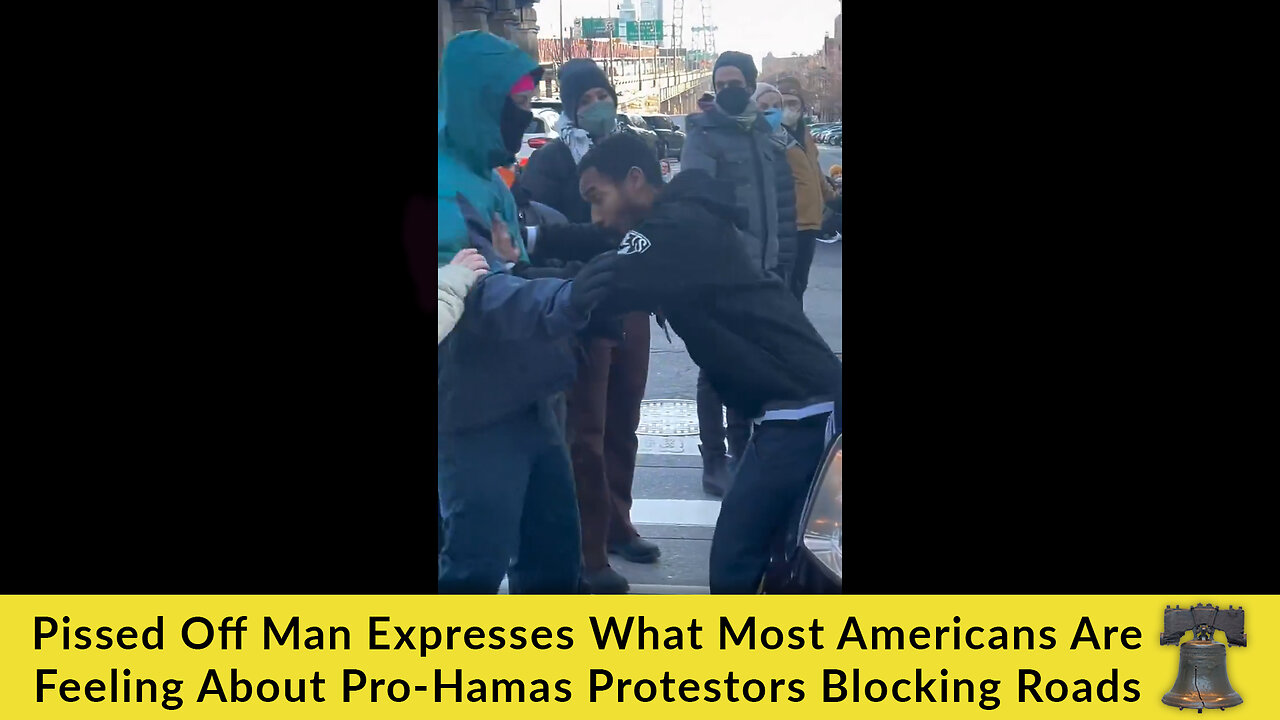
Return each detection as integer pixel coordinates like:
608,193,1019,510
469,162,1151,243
625,20,664,42
580,17,622,39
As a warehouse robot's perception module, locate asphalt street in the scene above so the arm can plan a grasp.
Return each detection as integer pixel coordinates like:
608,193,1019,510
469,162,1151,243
618,144,843,593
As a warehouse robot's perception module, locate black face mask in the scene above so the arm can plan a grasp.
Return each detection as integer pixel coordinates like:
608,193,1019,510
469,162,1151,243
500,98,532,156
716,86,751,116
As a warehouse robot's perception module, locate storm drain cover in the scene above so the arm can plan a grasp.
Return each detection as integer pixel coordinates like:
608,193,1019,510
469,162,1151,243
636,399,726,436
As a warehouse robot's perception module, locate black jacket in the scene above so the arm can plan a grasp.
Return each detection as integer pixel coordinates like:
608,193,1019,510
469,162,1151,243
590,169,840,419
770,135,799,278
514,139,592,224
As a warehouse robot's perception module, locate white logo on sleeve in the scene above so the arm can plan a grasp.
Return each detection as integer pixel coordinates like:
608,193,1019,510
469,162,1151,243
617,230,652,255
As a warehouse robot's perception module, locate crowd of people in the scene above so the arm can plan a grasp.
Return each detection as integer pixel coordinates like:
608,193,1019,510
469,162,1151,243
416,30,843,595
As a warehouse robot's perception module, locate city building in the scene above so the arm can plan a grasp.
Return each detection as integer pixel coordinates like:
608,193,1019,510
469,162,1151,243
758,12,842,121
639,0,664,22
438,0,542,70
619,0,637,23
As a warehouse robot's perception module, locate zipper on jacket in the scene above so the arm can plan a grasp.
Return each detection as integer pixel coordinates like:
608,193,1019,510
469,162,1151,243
749,133,770,271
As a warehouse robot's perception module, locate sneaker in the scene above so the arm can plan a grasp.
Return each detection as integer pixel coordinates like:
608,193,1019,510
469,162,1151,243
582,565,630,594
816,232,841,244
608,535,662,564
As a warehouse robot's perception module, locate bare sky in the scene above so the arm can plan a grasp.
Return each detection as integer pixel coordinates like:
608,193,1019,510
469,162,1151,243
535,0,841,68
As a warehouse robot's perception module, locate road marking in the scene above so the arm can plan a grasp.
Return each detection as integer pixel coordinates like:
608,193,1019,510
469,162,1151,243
631,498,721,527
638,434,702,455
498,579,709,595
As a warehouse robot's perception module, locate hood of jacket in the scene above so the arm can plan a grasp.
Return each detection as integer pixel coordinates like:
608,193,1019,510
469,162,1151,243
438,31,540,176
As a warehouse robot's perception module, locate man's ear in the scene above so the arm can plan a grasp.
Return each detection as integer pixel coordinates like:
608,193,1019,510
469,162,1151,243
626,166,644,190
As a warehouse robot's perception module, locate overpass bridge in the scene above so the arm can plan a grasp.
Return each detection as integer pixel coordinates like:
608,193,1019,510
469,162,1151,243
605,61,712,116
536,39,714,116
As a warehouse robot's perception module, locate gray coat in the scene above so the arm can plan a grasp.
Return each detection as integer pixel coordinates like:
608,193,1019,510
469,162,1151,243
681,108,798,277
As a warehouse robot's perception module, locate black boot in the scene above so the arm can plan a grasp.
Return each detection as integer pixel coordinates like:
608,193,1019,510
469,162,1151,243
608,535,662,563
582,565,630,594
699,443,731,497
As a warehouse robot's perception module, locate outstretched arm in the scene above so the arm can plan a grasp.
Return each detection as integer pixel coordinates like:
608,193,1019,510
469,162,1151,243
458,272,588,341
531,222,621,264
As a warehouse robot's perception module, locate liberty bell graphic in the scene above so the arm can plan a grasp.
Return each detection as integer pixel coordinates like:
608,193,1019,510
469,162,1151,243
1161,603,1245,711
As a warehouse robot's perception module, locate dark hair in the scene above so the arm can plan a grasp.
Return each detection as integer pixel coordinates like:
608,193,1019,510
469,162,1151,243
578,133,663,189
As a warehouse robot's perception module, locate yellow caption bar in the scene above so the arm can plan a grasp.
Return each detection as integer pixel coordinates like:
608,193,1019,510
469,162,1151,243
1,595,1276,718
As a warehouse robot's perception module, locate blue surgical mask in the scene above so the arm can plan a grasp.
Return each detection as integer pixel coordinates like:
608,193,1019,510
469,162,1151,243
763,108,783,131
577,100,617,138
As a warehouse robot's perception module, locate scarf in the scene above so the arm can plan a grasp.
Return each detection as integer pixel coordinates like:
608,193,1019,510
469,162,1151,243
734,99,760,132
554,111,617,166
768,123,798,151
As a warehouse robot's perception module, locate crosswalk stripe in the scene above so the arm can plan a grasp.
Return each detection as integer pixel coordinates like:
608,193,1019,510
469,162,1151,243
630,498,720,527
498,579,709,595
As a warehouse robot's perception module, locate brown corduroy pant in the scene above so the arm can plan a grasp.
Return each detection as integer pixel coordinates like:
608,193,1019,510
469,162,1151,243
566,312,651,571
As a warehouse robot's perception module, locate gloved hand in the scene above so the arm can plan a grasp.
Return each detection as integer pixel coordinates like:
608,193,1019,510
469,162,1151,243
568,252,621,318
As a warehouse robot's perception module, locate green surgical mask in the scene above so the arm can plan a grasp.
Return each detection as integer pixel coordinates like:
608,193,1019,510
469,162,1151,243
577,100,617,137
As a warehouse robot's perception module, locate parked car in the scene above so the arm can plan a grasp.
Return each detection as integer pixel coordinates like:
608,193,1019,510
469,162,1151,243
616,112,666,160
530,97,564,112
642,114,686,159
516,108,562,165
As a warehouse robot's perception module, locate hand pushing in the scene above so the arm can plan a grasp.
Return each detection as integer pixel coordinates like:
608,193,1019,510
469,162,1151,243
568,252,621,317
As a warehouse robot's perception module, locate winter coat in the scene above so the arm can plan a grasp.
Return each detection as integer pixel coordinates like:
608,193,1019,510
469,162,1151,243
784,123,834,231
434,210,590,433
680,107,797,279
587,169,840,420
763,128,801,272
437,263,478,344
435,31,533,268
515,139,593,224
431,32,588,433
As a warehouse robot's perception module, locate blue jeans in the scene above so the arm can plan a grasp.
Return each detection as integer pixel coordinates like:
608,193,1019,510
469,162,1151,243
709,415,829,594
438,402,581,594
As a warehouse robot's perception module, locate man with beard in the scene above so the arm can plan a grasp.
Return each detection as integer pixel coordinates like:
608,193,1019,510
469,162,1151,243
573,133,840,594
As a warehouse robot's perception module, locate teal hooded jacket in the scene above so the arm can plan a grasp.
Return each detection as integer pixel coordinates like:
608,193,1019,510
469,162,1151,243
438,31,535,267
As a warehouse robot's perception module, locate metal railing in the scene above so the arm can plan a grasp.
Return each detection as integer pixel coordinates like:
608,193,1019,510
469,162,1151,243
615,68,711,109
